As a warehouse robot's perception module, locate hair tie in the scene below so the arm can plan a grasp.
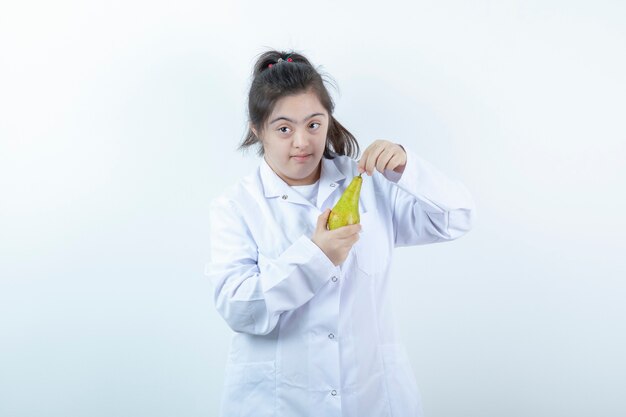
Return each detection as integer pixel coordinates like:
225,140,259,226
268,57,294,68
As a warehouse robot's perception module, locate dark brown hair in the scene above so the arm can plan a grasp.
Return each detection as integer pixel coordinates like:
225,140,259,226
239,50,359,159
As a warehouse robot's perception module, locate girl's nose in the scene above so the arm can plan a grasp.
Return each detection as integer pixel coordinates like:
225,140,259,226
292,130,309,148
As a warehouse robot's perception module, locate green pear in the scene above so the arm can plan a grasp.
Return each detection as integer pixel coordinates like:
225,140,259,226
327,174,363,230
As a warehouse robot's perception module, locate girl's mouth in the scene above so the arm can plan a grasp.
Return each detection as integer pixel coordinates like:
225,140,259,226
292,154,312,162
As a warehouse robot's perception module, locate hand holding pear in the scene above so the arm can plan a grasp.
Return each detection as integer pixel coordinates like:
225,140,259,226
311,175,363,266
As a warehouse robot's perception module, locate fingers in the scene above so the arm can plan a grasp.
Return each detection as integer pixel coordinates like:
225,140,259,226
317,209,331,231
329,223,362,238
317,210,361,236
363,143,380,176
334,229,360,246
375,148,395,173
386,153,403,172
343,231,360,245
357,156,366,174
357,141,378,174
358,140,400,176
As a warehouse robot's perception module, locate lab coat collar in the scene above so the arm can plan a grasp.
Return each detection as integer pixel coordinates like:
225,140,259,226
259,155,346,208
316,156,347,208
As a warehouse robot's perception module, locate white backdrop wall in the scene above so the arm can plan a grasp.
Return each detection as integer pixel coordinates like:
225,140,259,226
1,1,625,416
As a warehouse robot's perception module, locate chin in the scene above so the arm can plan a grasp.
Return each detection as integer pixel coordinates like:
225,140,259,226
292,168,314,179
286,165,317,182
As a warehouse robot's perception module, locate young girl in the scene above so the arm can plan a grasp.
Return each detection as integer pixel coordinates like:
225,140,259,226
207,50,475,417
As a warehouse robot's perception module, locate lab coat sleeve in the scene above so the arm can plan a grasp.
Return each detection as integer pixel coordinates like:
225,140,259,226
206,197,340,336
381,146,476,246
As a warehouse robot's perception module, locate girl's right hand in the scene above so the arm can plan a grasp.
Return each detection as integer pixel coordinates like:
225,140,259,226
311,209,361,266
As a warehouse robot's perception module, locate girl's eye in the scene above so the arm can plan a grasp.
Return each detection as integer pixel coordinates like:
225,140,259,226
278,123,320,134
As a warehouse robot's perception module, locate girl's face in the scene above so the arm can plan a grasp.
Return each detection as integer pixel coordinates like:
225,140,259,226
253,89,329,186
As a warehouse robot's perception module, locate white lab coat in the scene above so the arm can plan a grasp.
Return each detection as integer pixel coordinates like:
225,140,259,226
206,146,475,417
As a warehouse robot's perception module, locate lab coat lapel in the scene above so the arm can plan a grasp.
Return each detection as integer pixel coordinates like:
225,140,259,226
316,157,346,209
259,157,313,207
258,155,368,213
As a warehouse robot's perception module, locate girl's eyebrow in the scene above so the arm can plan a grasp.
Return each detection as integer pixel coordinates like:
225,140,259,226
269,113,327,125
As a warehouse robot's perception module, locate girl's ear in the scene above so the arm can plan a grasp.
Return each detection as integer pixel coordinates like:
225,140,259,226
250,123,259,139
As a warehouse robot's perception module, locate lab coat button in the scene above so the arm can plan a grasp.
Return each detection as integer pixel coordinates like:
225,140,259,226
330,183,336,187
281,194,288,200
328,333,335,339
331,276,338,282
331,389,338,396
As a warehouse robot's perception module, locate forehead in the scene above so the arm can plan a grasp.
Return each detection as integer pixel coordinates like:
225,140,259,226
269,90,326,118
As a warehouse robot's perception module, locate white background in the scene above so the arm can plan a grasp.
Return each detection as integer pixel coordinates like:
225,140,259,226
1,1,625,416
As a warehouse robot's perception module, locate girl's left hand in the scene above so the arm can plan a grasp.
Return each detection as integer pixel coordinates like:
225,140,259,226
357,140,407,176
